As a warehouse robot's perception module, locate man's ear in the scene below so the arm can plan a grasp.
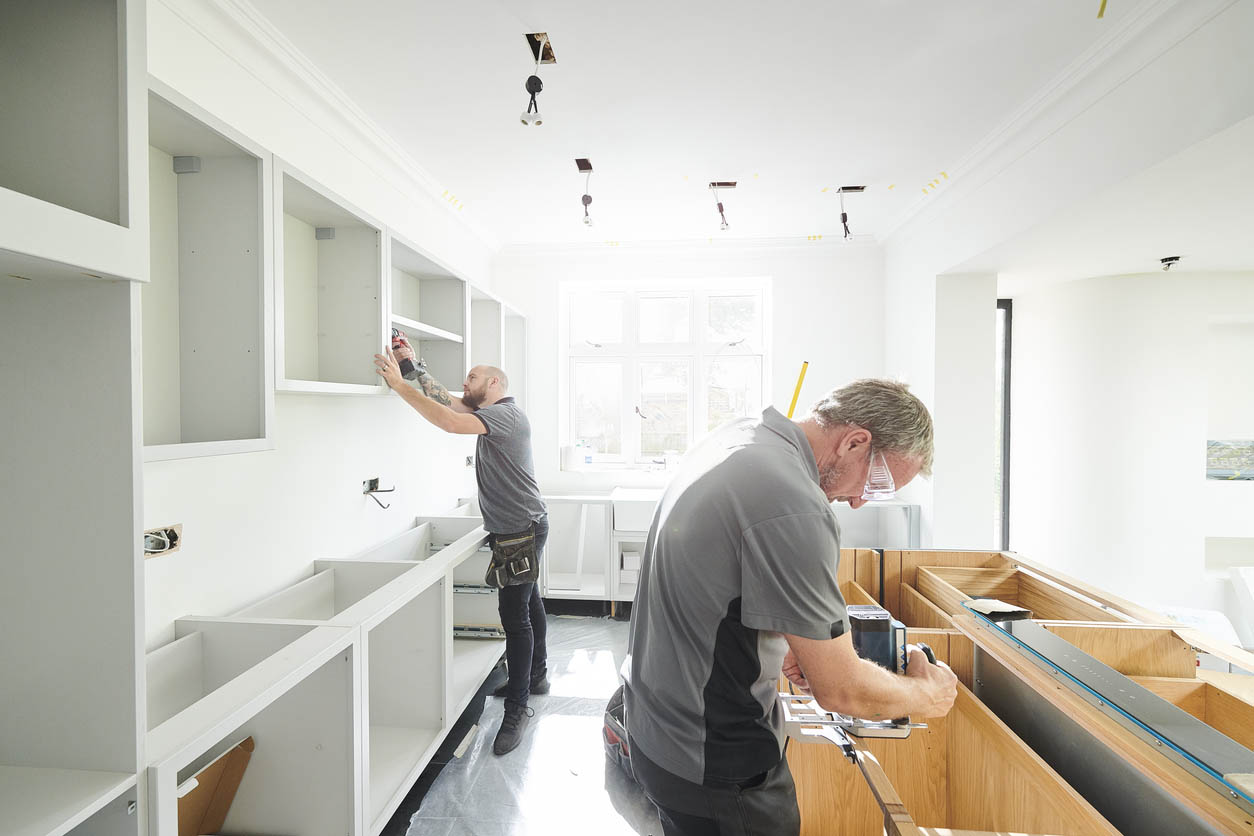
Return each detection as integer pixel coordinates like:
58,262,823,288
839,426,871,456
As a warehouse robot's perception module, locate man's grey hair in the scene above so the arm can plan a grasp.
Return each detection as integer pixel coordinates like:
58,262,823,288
484,365,509,393
809,379,934,476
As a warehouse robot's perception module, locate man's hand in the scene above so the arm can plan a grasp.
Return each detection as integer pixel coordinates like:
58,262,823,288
782,649,811,695
392,343,425,380
374,349,405,391
903,644,958,718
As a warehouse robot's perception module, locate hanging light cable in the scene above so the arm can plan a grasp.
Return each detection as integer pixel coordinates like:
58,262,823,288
709,181,736,231
521,34,548,126
835,185,865,239
576,158,593,226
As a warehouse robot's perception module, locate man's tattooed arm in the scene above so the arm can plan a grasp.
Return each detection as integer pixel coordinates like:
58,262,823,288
414,366,454,406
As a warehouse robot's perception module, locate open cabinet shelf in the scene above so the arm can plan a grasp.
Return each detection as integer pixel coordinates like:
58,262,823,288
503,305,527,408
0,768,137,836
469,288,503,369
143,88,272,460
389,235,468,390
147,626,359,836
0,0,149,284
276,161,384,395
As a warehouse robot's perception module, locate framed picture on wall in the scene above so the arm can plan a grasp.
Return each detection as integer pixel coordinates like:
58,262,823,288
1206,440,1254,480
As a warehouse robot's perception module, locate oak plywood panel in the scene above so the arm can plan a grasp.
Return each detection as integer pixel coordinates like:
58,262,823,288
901,585,959,630
1041,623,1197,679
946,686,1118,834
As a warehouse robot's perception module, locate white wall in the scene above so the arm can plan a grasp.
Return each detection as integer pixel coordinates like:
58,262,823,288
933,274,998,549
883,0,1254,547
142,2,488,647
1009,272,1254,620
492,241,886,494
1208,321,1254,438
144,148,182,445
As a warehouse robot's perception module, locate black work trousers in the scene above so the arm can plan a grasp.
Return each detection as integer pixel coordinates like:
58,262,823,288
495,515,549,709
630,741,801,836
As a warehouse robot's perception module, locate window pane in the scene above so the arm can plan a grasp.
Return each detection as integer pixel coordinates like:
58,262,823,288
639,360,690,456
707,295,761,344
707,356,762,430
639,296,690,343
574,361,623,455
570,292,624,347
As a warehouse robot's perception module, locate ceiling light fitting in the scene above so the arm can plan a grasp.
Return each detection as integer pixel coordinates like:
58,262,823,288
520,34,549,126
577,158,593,226
1161,255,1182,272
835,185,865,239
709,181,736,231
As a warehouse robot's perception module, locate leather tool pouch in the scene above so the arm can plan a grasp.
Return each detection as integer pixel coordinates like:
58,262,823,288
485,525,539,588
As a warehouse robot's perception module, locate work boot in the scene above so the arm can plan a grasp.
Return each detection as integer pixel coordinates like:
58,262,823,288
493,703,534,756
492,673,550,699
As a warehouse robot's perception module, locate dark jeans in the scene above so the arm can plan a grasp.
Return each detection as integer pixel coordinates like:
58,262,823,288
630,741,801,836
495,515,548,709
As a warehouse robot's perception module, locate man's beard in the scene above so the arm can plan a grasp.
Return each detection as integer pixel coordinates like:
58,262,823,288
461,389,483,409
818,463,845,501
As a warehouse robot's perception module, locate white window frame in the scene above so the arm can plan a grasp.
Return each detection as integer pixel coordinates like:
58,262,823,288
560,279,771,469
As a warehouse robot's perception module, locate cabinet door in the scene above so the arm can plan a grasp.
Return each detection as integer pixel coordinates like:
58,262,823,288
543,501,610,598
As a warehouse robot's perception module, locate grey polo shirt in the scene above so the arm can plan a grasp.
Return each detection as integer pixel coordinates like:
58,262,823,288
623,406,847,785
472,397,546,534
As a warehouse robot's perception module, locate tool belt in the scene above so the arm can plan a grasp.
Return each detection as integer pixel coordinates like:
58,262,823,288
485,524,540,588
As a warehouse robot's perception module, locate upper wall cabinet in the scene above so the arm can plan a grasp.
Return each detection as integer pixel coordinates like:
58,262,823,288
503,305,527,409
388,235,467,391
143,88,273,460
0,0,149,283
470,289,503,369
276,161,385,395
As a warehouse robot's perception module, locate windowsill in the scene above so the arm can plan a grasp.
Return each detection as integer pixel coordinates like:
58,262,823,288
562,463,674,474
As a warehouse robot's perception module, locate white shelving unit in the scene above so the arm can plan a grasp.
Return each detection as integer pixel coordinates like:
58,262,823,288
146,625,359,836
389,235,468,391
503,304,528,408
470,288,504,369
2,279,145,836
541,496,612,600
0,0,149,284
143,87,273,460
0,769,137,836
275,161,385,395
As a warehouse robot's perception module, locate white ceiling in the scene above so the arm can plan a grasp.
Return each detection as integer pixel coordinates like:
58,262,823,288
961,114,1254,295
247,0,1147,247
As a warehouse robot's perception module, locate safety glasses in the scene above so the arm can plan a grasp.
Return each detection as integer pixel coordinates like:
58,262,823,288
861,449,896,502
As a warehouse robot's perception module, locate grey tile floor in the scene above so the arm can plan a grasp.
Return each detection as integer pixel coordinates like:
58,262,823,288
395,615,663,836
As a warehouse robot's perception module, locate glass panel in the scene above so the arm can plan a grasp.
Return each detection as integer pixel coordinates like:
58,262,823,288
640,360,690,456
639,295,690,343
570,292,624,347
706,356,763,430
707,294,761,345
573,361,623,455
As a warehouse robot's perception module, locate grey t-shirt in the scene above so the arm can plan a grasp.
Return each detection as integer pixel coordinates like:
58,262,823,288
624,406,847,785
472,397,546,533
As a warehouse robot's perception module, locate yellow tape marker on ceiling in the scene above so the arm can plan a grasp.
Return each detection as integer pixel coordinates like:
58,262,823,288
1098,0,1107,18
787,361,810,419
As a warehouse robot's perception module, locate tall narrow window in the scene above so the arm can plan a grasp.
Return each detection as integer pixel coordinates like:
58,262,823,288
994,299,1013,550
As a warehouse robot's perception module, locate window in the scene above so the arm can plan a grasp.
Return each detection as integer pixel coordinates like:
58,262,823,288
563,283,769,466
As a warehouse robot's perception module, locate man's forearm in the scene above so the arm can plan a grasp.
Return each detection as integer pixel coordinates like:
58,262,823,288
414,367,460,408
828,658,927,719
395,381,459,431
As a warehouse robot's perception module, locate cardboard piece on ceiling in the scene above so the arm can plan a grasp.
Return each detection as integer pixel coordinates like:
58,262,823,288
178,736,255,836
